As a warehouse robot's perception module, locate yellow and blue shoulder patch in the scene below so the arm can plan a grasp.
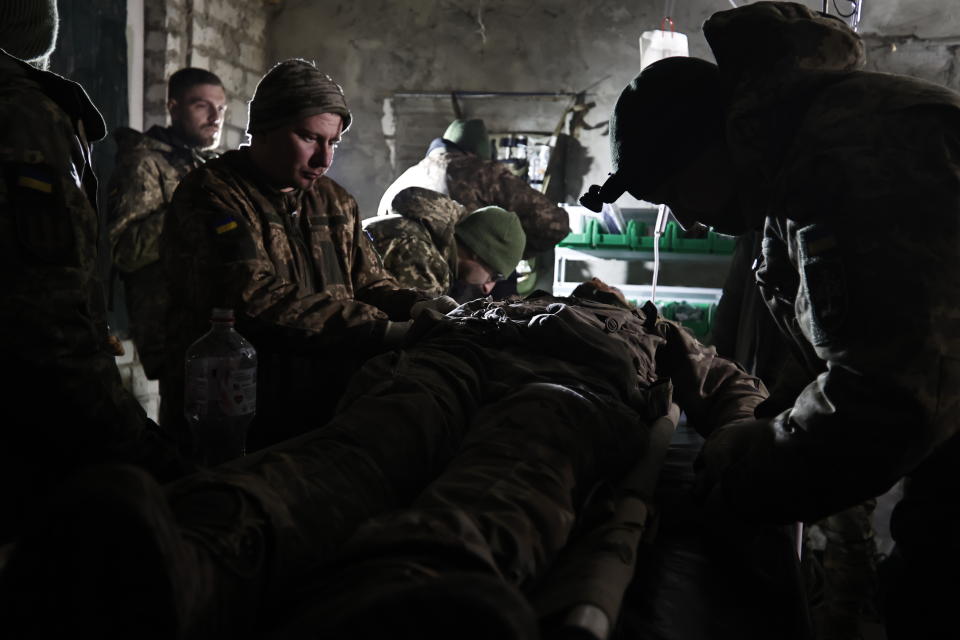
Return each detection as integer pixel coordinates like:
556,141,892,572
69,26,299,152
16,165,54,194
214,216,239,234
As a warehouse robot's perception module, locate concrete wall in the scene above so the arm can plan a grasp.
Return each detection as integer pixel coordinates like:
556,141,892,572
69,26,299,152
132,0,959,214
860,0,960,88
265,0,960,219
142,0,274,150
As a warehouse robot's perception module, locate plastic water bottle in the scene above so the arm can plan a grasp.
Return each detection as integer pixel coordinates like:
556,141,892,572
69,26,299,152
183,308,257,465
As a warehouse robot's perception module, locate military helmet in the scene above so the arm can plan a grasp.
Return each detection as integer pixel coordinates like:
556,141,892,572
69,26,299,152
581,57,726,211
443,119,491,161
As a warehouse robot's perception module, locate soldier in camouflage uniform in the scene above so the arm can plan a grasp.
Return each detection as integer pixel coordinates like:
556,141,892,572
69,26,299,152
377,118,569,261
364,186,527,301
107,67,226,380
0,279,767,638
0,0,188,544
582,3,960,637
161,59,437,454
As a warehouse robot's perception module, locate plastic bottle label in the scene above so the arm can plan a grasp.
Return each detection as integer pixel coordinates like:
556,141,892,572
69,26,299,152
185,357,257,418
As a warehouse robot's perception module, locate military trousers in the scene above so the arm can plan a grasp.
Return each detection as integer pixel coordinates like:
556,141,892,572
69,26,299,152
169,327,651,616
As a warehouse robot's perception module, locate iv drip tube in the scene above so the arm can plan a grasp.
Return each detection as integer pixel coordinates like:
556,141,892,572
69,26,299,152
651,204,670,303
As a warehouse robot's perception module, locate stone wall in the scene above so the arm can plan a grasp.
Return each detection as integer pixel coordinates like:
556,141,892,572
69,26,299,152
134,0,960,212
142,0,274,150
266,0,960,218
860,0,960,87
268,0,723,217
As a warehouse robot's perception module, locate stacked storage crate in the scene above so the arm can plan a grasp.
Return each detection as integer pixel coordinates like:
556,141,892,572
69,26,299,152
553,206,735,342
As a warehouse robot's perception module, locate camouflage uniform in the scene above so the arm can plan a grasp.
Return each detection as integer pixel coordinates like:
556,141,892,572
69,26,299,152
363,186,471,296
697,4,960,635
377,142,569,258
161,148,428,451
57,285,765,637
0,51,187,541
106,125,216,379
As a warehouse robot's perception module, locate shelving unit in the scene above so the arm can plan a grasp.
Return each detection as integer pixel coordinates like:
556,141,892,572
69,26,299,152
552,206,735,340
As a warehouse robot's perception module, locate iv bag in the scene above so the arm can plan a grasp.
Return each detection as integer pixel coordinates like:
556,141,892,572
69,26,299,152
639,24,688,70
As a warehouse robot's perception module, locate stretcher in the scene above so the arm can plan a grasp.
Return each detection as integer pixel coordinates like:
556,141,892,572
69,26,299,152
532,409,679,639
532,415,812,640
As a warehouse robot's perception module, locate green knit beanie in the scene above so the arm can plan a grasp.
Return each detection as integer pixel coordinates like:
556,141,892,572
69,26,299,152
455,206,526,278
247,59,352,135
443,118,490,160
0,0,58,69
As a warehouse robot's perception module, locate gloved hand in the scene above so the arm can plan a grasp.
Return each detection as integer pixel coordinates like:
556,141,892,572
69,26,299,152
382,320,413,348
410,295,459,319
693,418,774,502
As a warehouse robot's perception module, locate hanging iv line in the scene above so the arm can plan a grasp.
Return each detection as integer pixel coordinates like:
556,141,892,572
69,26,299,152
650,204,670,304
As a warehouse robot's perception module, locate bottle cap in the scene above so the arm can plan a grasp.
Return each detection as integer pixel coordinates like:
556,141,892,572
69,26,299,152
210,308,235,323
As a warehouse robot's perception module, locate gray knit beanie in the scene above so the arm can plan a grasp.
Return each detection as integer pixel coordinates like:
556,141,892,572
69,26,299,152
0,0,59,68
247,59,353,135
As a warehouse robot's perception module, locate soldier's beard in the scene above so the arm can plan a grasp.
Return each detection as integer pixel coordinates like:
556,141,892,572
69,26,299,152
199,130,221,151
174,123,220,151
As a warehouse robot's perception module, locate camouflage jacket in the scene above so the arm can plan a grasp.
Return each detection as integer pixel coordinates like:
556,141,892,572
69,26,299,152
702,3,960,537
377,143,569,257
107,126,215,273
198,281,766,602
106,126,215,378
0,51,185,524
363,186,470,296
161,149,428,426
433,283,769,432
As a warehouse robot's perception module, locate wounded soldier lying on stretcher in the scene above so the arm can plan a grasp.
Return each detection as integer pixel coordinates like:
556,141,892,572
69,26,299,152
0,278,767,639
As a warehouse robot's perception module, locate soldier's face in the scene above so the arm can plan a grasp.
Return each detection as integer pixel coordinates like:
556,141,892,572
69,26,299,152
168,83,227,150
458,255,499,295
252,113,343,190
637,143,749,235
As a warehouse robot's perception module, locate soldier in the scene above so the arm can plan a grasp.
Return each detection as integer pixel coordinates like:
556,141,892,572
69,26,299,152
0,0,189,544
377,117,570,297
0,279,768,638
364,186,526,301
107,67,227,382
160,59,443,454
580,2,960,636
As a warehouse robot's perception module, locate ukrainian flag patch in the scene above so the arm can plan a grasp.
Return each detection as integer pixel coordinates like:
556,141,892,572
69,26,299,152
16,166,54,194
215,217,239,234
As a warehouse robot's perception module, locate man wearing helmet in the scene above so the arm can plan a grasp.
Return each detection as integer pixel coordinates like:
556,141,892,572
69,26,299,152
581,3,960,636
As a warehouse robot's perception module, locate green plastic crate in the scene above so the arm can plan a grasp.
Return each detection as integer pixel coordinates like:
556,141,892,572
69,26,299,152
668,222,711,253
558,218,601,248
636,220,671,251
594,225,632,249
710,231,737,254
558,218,671,252
658,300,715,338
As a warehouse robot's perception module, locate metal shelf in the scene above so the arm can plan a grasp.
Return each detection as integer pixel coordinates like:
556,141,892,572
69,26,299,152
553,246,730,302
555,246,733,263
552,282,724,305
